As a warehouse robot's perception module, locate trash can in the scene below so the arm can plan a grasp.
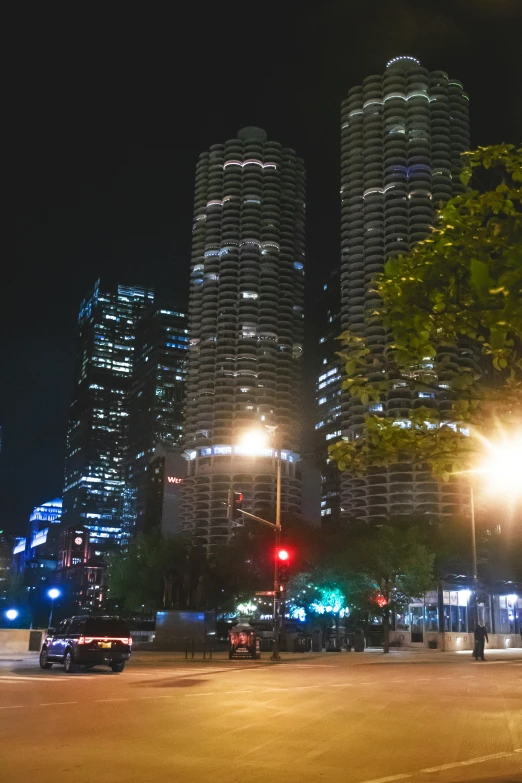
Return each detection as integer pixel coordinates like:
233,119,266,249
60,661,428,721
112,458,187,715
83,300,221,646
295,635,311,652
353,628,365,652
311,628,323,652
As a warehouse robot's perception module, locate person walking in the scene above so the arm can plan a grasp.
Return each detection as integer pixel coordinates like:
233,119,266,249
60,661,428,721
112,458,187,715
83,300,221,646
473,622,489,661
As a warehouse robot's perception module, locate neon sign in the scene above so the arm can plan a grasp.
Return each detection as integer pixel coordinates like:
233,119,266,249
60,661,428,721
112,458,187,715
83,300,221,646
167,476,183,484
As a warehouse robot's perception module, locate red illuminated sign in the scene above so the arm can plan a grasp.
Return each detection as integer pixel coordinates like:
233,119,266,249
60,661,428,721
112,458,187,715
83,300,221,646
167,476,183,484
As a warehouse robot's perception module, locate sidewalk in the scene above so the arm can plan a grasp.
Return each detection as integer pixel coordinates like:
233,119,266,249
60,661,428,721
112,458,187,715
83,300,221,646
128,646,522,665
2,646,521,664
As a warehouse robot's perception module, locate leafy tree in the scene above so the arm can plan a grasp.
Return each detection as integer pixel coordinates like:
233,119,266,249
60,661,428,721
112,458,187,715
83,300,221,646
211,512,321,613
286,569,349,648
107,532,189,612
330,145,522,481
345,526,435,653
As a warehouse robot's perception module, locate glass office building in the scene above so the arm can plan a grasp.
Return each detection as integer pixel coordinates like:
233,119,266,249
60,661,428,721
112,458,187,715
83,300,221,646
63,279,154,546
315,269,342,526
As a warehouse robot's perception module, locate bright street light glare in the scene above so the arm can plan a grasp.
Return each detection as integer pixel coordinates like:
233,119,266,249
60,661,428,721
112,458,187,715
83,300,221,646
237,429,269,452
474,432,522,499
47,588,60,600
6,609,18,621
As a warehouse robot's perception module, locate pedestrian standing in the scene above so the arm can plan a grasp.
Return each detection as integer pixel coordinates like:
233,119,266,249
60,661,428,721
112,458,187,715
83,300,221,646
473,623,489,661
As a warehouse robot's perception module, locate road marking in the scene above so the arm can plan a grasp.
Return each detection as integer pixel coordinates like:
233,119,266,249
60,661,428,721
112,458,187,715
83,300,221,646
138,695,172,700
0,705,24,710
0,675,68,683
358,775,411,783
420,750,515,772
94,698,129,703
39,701,79,706
358,749,522,783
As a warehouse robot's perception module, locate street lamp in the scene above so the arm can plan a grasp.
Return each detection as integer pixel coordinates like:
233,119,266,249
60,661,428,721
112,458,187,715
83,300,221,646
47,588,61,628
473,432,522,500
237,428,269,453
459,432,522,628
5,609,18,628
235,426,283,662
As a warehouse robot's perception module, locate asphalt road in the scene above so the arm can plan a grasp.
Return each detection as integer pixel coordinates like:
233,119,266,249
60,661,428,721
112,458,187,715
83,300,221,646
0,650,521,783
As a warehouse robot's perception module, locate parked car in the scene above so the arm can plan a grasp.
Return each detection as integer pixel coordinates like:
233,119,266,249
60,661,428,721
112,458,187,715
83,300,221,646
40,615,132,673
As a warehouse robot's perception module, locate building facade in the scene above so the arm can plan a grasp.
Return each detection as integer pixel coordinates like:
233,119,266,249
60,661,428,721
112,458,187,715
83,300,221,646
127,307,188,533
339,56,470,522
315,269,342,526
0,534,13,610
62,279,154,547
56,525,106,611
11,498,62,576
182,126,306,551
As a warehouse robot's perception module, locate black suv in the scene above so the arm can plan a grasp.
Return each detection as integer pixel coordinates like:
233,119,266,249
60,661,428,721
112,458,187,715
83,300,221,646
40,615,132,673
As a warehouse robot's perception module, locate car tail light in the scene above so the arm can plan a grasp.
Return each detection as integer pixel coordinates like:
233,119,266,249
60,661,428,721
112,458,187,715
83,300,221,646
78,636,94,645
78,636,131,645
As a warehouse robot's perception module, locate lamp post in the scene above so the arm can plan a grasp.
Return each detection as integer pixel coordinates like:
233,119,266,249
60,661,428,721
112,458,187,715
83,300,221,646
47,588,60,628
469,483,479,628
272,439,282,661
459,431,522,631
234,425,283,662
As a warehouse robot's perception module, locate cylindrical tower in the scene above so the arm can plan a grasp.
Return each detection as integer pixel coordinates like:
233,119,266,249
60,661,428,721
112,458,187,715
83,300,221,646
182,127,306,550
340,57,471,522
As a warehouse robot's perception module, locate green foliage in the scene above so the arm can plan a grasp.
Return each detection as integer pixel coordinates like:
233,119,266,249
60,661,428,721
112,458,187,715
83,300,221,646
344,525,435,652
107,532,189,612
330,145,522,479
353,526,436,611
212,513,320,611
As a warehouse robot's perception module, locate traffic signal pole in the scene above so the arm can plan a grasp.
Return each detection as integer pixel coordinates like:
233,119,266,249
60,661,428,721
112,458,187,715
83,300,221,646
271,450,282,661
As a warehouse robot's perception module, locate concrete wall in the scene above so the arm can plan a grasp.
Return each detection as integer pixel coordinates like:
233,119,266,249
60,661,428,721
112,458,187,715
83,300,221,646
390,629,521,651
440,632,521,652
0,629,44,654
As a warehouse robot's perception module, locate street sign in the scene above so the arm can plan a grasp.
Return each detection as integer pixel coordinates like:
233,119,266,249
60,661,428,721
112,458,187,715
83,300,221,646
255,591,276,596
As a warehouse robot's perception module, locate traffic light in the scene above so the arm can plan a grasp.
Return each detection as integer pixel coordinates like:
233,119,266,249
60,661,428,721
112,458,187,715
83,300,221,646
277,548,290,584
228,489,244,521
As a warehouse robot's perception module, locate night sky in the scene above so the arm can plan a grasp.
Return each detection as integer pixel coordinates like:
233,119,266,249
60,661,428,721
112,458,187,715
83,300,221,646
5,1,521,535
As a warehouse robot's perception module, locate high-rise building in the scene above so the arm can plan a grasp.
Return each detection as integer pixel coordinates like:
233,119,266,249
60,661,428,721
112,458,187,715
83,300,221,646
339,56,470,522
63,279,154,546
0,533,13,609
315,269,343,526
127,307,188,533
182,126,306,551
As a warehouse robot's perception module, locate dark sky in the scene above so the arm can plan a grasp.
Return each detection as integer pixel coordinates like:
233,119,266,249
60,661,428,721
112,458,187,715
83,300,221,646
4,1,521,535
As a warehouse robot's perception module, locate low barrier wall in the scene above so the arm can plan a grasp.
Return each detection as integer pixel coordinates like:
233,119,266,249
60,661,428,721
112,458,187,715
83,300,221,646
0,629,44,654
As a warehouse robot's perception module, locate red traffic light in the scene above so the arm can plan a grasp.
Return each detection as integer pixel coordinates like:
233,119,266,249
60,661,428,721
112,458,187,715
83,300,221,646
277,549,289,561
